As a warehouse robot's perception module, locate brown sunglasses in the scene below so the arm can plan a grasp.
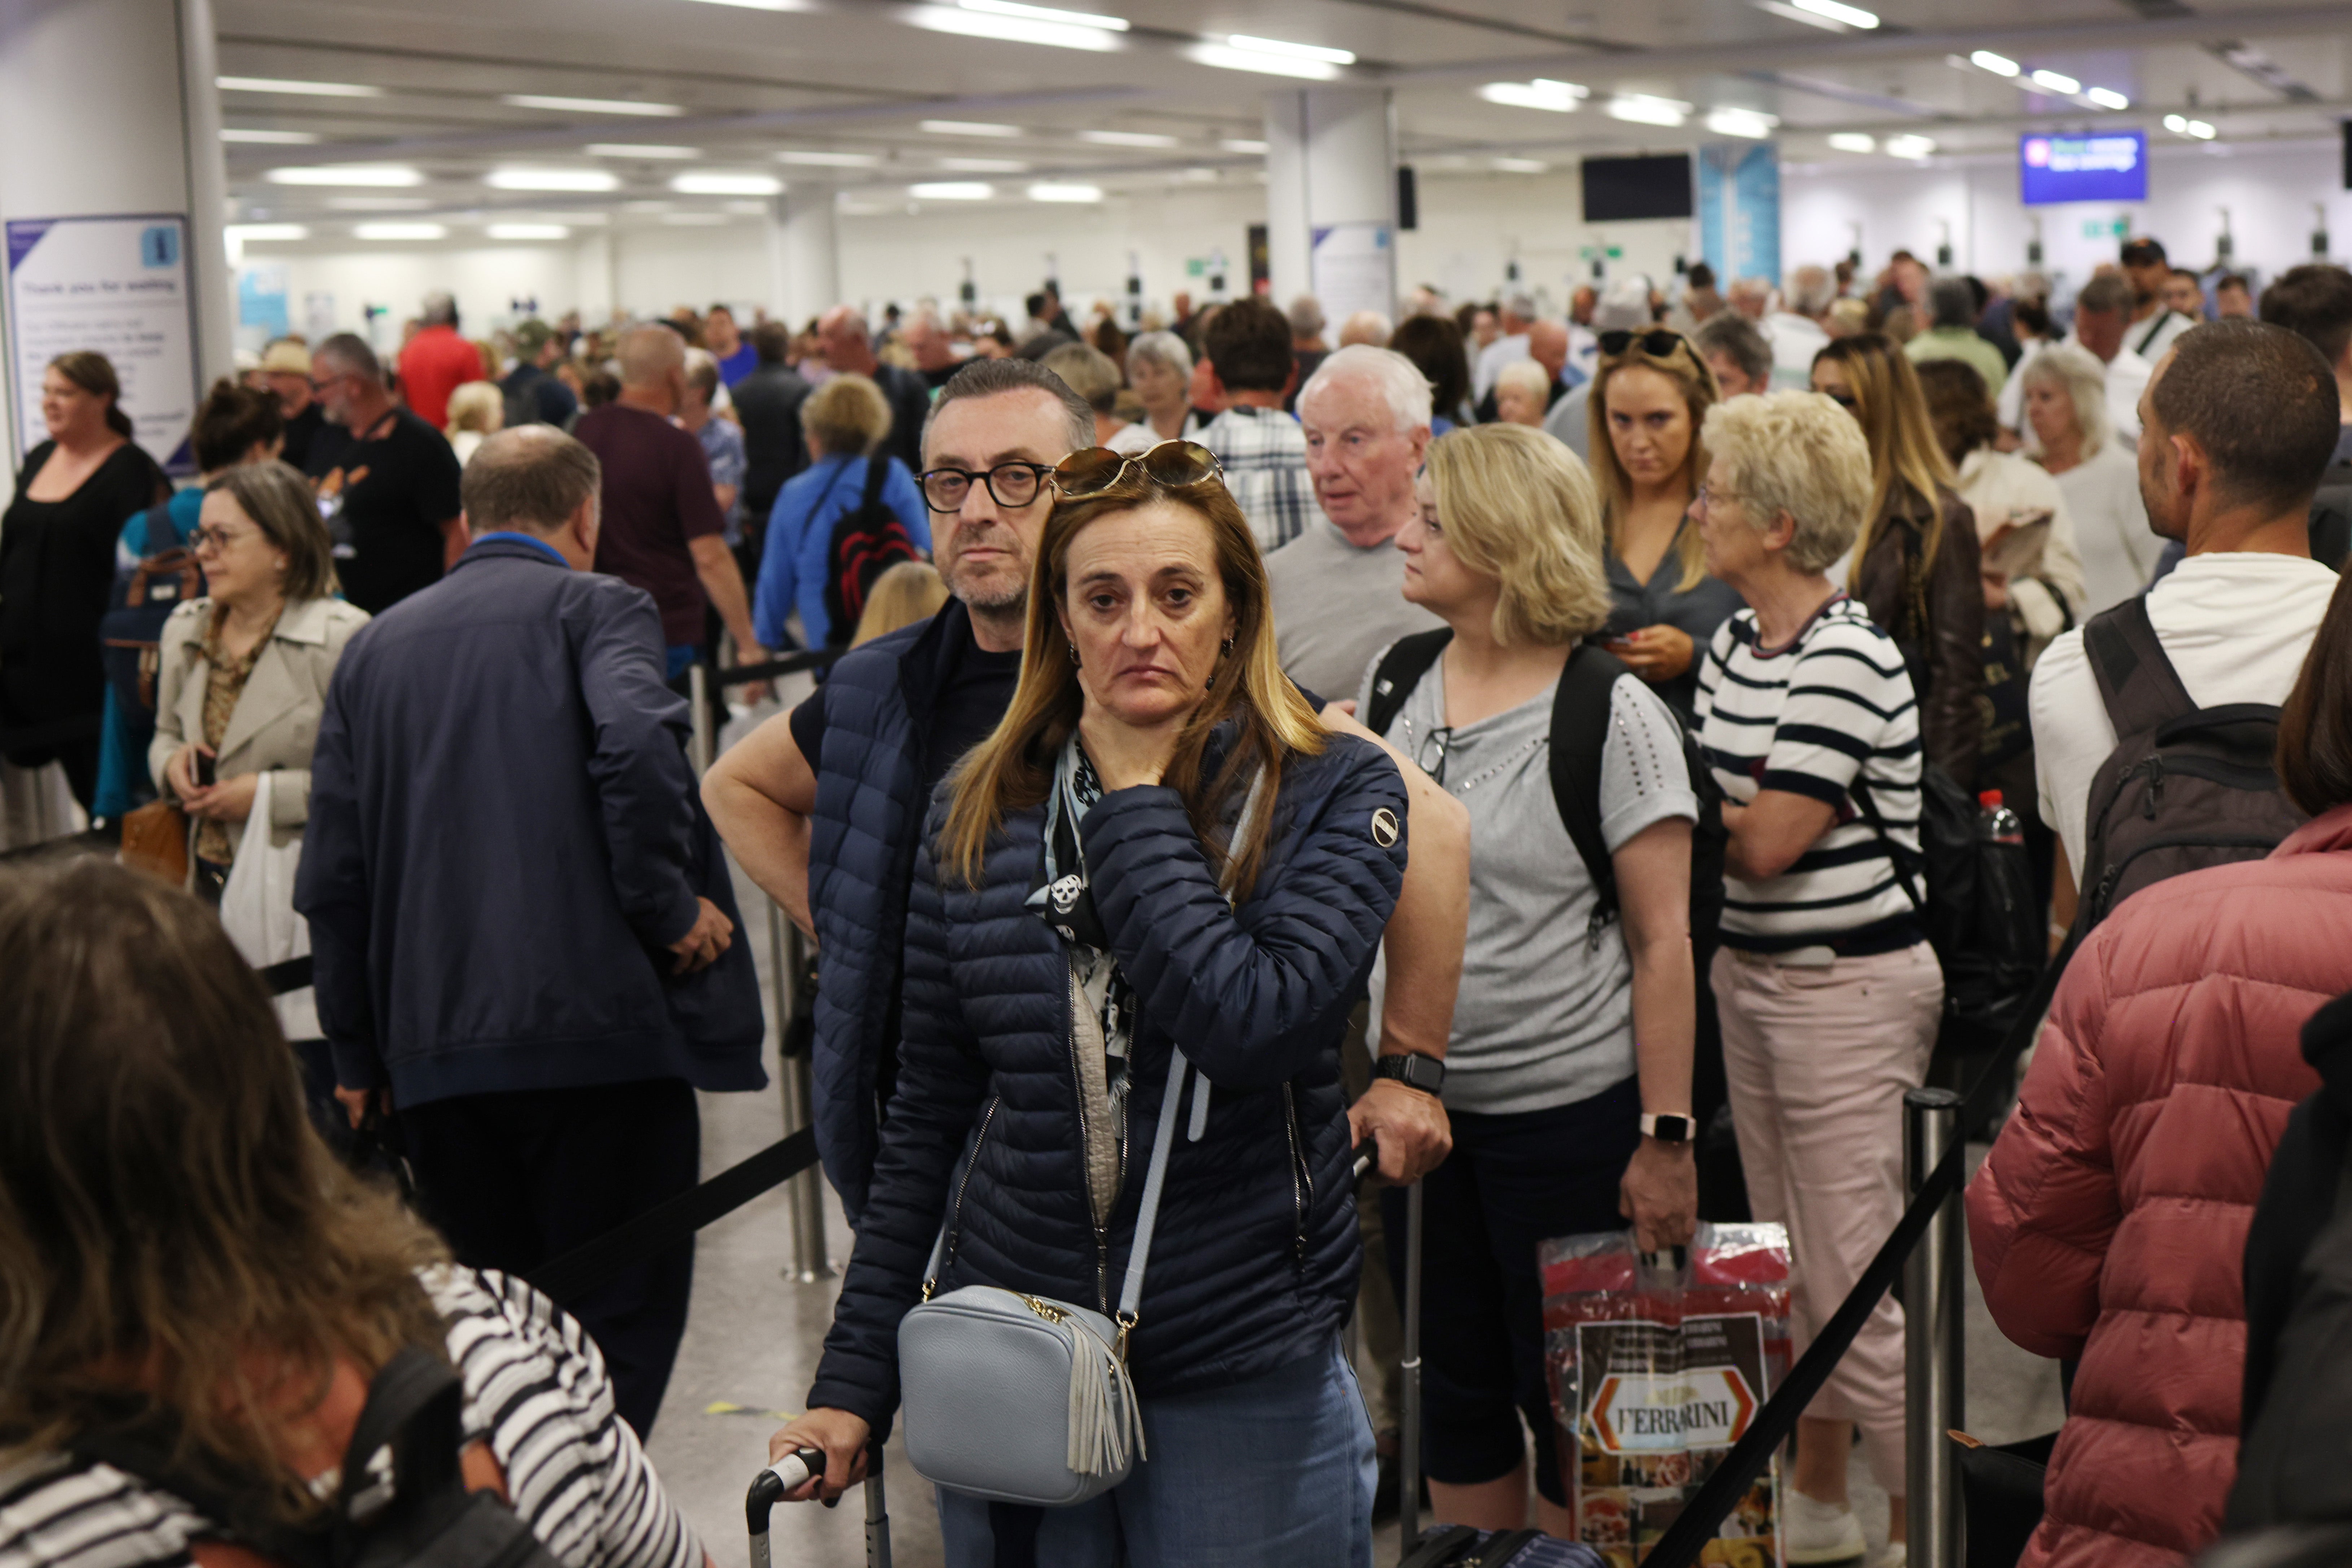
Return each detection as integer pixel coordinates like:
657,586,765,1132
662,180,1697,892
1052,440,1225,498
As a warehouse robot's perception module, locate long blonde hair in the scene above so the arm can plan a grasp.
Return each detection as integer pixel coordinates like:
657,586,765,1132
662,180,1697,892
941,472,1324,902
1587,338,1719,592
1815,333,1956,594
0,862,449,1522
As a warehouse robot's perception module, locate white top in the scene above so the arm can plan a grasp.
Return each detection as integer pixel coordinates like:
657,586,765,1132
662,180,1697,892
1761,312,1829,390
1363,657,1696,1114
2047,441,2161,615
1473,331,1532,400
2128,308,2195,364
1106,421,1158,455
1999,334,2151,443
2030,551,2339,880
1694,598,1924,950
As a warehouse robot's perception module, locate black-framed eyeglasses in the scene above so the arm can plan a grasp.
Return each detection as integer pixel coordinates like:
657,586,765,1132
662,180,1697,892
191,524,251,553
918,461,1057,513
1053,440,1224,498
1597,329,1689,359
1415,725,1454,785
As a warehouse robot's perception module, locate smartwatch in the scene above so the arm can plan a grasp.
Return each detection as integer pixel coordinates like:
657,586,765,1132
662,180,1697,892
1373,1051,1446,1096
1640,1112,1698,1144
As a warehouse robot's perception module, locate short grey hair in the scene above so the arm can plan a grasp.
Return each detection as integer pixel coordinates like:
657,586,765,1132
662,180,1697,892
2020,342,2112,457
421,290,458,327
1786,265,1837,318
1930,276,1977,330
922,355,1094,458
1041,342,1121,415
461,426,602,534
1126,330,1192,380
313,332,382,384
1495,360,1551,400
682,347,722,402
1286,294,1326,339
1503,293,1538,321
1299,343,1433,432
1693,313,1774,388
1339,310,1394,348
1595,278,1652,332
1701,390,1874,574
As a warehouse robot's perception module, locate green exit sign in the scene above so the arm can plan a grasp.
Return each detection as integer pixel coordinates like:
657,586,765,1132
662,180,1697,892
2081,218,2128,239
1186,258,1207,277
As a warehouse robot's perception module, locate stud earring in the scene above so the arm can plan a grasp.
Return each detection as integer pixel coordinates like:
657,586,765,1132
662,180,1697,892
1219,635,1235,658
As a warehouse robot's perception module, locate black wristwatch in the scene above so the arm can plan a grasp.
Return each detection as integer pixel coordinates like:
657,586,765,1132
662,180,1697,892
1373,1051,1446,1096
1640,1112,1698,1144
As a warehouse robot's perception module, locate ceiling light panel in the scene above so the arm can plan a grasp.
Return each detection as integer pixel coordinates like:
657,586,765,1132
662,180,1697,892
776,149,881,166
922,119,1023,137
906,6,1119,50
354,222,446,240
1606,93,1691,127
1028,182,1103,202
222,129,320,144
1884,134,1936,159
503,94,683,116
2029,69,2080,93
1827,132,1876,152
1706,107,1780,139
587,143,701,159
959,0,1126,28
1225,34,1354,65
1757,0,1851,32
940,157,1028,171
486,167,620,191
1221,138,1269,153
328,196,430,210
1080,129,1179,147
672,171,784,194
1479,79,1587,112
910,181,994,199
217,75,380,97
1969,50,2020,76
266,165,424,187
1492,157,1548,172
2085,87,2129,110
227,223,307,242
488,223,570,239
1192,44,1338,79
1788,0,1877,27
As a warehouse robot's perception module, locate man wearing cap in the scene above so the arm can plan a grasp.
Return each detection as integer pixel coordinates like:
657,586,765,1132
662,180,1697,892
502,319,580,430
261,339,331,471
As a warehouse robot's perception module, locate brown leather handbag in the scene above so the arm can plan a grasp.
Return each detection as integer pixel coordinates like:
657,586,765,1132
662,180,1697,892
118,798,188,886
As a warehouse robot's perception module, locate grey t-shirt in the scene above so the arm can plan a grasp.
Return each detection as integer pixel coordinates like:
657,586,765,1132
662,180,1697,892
1267,519,1444,701
1363,654,1697,1116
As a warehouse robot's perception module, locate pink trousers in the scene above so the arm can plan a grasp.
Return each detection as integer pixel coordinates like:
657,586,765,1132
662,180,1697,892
1713,941,1942,1492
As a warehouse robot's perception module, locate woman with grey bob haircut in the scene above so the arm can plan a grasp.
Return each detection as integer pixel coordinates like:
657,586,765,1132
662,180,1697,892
1687,387,1938,1564
1122,330,1198,443
2020,342,2158,612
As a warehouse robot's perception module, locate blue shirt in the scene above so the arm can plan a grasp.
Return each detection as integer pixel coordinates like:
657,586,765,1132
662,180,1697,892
717,342,759,387
754,454,932,650
93,489,206,821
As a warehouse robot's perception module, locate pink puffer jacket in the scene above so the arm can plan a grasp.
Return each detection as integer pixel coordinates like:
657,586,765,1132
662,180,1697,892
1966,807,2352,1567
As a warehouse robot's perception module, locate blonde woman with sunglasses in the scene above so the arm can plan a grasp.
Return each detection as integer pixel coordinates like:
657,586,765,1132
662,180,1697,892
768,441,1415,1564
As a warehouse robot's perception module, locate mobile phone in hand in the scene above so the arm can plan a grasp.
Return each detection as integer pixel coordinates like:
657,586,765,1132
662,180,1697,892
194,750,216,788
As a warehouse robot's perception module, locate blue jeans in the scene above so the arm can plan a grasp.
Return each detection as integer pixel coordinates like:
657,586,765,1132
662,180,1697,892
936,1333,1375,1568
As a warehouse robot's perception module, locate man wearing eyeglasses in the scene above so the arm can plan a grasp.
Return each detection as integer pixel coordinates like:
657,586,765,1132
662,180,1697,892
303,333,464,616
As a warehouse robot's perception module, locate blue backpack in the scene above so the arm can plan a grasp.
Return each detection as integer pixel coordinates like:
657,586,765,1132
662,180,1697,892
99,503,202,788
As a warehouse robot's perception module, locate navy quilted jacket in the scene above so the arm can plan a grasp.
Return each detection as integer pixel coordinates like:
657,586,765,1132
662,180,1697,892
806,730,1409,1425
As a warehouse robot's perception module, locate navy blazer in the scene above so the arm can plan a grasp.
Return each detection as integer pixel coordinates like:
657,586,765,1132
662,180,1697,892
808,730,1409,1427
297,536,764,1107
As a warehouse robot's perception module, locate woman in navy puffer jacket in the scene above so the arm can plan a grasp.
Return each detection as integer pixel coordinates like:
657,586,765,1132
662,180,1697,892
771,444,1410,1565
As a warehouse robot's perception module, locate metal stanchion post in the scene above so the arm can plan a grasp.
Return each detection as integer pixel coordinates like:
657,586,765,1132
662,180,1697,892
1400,1177,1424,1556
1905,1087,1966,1568
768,897,817,1283
791,1044,832,1280
773,917,832,1283
688,664,714,778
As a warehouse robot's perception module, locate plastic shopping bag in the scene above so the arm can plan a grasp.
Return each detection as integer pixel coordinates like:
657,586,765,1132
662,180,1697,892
218,771,316,1039
1539,1223,1793,1568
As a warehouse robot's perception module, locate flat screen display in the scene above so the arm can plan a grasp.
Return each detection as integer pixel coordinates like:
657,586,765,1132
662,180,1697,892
2020,132,2148,205
1582,155,1694,222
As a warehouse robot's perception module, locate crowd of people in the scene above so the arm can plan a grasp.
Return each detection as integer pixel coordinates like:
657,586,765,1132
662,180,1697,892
8,234,2352,1568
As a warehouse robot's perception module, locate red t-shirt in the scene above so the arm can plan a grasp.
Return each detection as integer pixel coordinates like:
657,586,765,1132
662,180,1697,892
397,325,485,430
573,402,725,647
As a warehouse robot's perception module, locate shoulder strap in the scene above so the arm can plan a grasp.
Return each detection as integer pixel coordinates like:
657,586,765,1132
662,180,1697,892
337,1347,465,1520
1849,775,1927,915
2083,594,2198,739
854,451,890,515
1547,643,1630,917
1362,628,1453,737
808,457,853,517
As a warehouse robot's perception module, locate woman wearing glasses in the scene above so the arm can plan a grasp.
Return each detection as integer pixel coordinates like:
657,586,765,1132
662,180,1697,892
1811,333,1986,787
152,462,363,905
767,442,1411,1563
1690,391,1940,1566
1362,423,1700,1536
1587,328,1747,719
753,372,933,651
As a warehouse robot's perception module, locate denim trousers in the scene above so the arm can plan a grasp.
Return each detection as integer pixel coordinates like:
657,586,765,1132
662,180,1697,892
935,1332,1376,1568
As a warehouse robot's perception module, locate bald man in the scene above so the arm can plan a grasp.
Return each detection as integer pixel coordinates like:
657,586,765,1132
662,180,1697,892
817,304,932,473
574,325,765,678
1473,317,1579,423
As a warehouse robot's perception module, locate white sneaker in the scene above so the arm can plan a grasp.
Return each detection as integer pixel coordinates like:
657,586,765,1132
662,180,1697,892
1783,1487,1867,1565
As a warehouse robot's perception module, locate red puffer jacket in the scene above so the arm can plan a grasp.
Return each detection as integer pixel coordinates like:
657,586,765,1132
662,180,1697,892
1966,807,2352,1567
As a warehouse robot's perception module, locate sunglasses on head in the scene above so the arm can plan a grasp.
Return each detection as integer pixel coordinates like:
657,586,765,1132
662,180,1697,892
1052,440,1224,498
1597,329,1689,358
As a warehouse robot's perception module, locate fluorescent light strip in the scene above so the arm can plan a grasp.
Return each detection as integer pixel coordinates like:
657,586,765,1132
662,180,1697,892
327,196,428,210
1607,93,1691,127
354,222,446,240
777,149,880,166
906,6,1118,50
910,181,994,199
1479,80,1586,112
227,223,308,242
1969,50,2020,76
1028,182,1103,202
485,167,619,191
1788,0,1877,27
1221,138,1269,153
265,164,424,187
1225,34,1354,65
587,143,701,159
940,157,1028,171
502,94,683,117
683,0,799,9
1080,129,1179,147
922,119,1023,137
959,0,1126,29
2029,69,2080,93
2086,87,2130,110
217,75,380,97
1828,132,1876,153
1885,134,1936,159
1705,107,1779,139
1758,0,1851,32
671,171,784,195
222,129,320,144
1192,44,1338,79
487,223,570,240
1492,158,1547,173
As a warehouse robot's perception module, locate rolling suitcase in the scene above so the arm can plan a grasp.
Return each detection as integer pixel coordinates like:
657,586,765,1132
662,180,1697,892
747,1446,892,1568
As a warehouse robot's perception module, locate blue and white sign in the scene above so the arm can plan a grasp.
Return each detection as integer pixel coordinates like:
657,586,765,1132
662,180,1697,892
6,213,200,473
2020,132,2148,206
1697,143,1782,289
238,263,290,342
1310,221,1395,327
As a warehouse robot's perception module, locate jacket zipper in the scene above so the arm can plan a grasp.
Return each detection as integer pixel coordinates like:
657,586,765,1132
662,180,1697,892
943,1095,1000,1278
1282,1083,1310,1271
1067,971,1111,1313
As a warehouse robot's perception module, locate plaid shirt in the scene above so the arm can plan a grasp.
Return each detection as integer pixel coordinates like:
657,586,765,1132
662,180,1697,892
1197,405,1316,553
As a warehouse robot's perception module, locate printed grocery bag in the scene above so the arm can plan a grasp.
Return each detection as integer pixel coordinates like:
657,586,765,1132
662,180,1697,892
1539,1223,1793,1568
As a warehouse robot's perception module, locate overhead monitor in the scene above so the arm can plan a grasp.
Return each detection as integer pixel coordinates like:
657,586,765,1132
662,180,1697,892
1582,155,1695,222
2019,131,2148,205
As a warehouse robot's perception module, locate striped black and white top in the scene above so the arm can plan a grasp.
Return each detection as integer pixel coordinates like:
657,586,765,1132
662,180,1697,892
0,1268,703,1568
1693,597,1924,953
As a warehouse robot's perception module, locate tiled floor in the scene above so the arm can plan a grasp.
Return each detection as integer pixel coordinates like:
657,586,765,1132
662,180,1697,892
644,692,2066,1568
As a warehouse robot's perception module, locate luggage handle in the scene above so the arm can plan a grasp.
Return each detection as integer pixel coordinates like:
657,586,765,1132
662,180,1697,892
746,1446,890,1568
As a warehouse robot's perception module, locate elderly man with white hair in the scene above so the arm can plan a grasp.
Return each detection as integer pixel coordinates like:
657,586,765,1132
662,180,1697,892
1339,310,1394,348
1764,267,1837,388
1267,345,1447,700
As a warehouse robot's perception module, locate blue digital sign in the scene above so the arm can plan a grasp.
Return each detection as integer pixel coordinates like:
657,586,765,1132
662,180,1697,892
2020,132,2148,205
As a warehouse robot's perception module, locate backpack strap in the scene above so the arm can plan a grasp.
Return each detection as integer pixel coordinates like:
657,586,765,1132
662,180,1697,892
2083,594,2198,740
335,1348,465,1535
1362,628,1453,738
1547,643,1630,921
854,451,890,517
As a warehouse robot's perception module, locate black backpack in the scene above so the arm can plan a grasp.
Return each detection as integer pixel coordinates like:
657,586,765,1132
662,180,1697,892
2071,595,2307,933
76,1347,561,1568
1363,629,1727,963
820,455,920,648
2226,1137,2352,1533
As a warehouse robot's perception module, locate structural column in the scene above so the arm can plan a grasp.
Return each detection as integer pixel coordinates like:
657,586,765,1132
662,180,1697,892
768,188,841,327
1263,87,1398,320
0,0,234,476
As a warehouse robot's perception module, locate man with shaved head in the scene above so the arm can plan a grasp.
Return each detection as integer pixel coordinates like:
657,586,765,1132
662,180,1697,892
818,304,931,472
574,323,764,679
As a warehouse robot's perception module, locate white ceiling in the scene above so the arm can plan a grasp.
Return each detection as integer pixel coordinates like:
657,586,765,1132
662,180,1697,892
215,0,2352,233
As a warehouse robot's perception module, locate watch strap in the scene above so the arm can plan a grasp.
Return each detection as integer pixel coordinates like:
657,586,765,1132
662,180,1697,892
1640,1112,1697,1143
1374,1051,1446,1095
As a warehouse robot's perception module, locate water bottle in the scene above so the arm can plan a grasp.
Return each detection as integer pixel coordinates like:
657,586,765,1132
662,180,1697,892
1978,789,2024,846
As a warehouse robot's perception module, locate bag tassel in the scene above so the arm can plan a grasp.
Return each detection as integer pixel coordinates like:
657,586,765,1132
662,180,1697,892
1066,1319,1146,1476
